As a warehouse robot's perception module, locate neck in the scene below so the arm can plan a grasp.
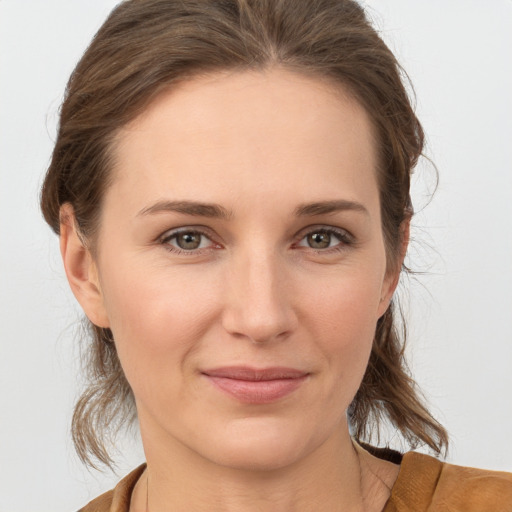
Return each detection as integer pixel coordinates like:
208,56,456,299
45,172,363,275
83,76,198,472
131,420,397,512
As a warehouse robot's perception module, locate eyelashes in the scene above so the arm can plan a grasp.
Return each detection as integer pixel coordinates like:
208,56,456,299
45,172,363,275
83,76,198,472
294,228,353,251
159,227,220,255
159,225,354,256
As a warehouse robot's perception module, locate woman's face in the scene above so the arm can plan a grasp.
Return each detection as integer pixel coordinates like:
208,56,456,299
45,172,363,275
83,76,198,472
84,69,399,470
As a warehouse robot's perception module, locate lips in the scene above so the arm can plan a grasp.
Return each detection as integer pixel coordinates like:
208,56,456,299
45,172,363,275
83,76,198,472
202,366,309,404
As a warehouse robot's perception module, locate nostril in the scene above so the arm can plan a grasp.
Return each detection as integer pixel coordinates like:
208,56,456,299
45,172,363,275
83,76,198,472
221,257,298,342
221,301,297,344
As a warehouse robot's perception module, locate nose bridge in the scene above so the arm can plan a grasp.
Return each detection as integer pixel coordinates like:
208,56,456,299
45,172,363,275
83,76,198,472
222,244,296,343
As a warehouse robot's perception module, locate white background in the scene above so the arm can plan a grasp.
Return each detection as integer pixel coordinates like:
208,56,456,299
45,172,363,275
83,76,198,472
1,1,511,510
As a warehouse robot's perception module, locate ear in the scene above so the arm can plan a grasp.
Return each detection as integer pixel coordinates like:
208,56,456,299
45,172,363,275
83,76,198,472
377,218,410,318
59,203,110,328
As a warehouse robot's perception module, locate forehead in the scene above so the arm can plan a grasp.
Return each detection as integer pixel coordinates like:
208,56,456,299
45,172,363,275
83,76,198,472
109,68,379,213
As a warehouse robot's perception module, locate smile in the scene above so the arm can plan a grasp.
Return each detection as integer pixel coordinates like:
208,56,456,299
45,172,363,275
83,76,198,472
202,366,309,404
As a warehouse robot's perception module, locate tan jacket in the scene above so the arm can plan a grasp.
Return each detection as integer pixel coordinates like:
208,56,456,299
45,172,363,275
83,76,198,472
78,451,512,511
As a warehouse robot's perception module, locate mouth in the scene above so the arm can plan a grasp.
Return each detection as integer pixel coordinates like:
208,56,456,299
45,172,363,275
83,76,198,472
201,366,309,404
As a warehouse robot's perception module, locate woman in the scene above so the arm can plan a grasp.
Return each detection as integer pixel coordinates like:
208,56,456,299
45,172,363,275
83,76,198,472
40,0,512,510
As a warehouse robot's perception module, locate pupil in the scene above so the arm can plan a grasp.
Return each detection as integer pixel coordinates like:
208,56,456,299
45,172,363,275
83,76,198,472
308,232,330,249
177,232,201,250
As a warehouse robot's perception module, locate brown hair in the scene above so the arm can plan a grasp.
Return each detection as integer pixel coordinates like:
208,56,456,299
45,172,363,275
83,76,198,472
41,0,448,469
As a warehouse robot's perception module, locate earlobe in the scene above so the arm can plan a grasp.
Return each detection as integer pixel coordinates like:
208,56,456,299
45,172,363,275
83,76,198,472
59,204,110,328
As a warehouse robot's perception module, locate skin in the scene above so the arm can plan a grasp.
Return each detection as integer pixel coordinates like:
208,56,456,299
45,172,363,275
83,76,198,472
60,68,405,511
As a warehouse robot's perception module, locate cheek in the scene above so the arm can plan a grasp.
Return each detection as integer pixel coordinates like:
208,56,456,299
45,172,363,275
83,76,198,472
98,259,221,390
303,265,384,381
306,259,384,332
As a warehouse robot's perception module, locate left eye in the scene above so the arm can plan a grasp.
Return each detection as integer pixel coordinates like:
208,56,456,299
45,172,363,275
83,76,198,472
163,230,213,251
297,229,347,249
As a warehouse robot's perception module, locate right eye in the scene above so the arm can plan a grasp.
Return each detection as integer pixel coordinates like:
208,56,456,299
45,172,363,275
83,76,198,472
160,228,219,254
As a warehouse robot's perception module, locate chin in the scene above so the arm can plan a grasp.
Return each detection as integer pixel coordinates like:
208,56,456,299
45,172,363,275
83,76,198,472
189,416,338,472
207,439,307,472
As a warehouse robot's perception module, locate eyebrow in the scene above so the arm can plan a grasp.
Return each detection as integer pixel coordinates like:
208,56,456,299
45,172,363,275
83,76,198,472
294,200,369,217
137,199,368,219
137,200,233,219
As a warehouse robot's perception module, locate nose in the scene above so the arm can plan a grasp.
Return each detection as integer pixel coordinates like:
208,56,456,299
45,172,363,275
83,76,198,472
221,249,298,344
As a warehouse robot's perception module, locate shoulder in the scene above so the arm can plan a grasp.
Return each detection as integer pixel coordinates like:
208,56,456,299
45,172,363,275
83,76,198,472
387,451,512,512
434,458,512,511
77,489,114,512
77,464,146,512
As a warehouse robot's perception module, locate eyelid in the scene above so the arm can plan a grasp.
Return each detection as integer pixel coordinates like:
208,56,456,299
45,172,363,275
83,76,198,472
293,225,355,251
158,226,222,254
295,224,354,241
159,226,211,242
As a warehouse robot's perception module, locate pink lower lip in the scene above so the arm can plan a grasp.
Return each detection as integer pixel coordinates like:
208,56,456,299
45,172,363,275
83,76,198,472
204,371,308,404
207,376,306,403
